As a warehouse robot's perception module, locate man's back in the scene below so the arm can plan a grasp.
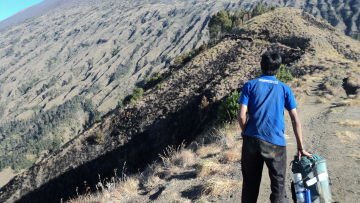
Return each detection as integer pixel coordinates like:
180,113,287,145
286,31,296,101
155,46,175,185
239,75,296,146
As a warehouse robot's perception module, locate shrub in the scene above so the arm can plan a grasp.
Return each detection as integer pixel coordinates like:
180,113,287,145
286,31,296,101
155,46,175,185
218,90,240,122
231,9,247,27
93,132,105,144
138,72,164,90
208,6,274,41
173,49,198,67
323,75,343,87
123,88,144,105
277,64,293,83
252,3,274,17
208,10,232,40
111,46,120,57
46,57,58,69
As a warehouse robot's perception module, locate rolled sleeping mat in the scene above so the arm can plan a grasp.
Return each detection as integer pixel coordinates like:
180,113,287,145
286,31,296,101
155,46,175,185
291,154,332,203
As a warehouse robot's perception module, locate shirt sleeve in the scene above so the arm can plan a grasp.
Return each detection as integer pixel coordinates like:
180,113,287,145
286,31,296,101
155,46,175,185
285,87,297,111
238,82,250,106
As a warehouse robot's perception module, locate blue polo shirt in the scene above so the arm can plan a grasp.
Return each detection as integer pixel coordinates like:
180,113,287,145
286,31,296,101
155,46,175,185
238,75,297,146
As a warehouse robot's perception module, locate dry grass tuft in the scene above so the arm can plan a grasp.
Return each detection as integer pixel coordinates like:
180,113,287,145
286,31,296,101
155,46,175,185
315,97,328,104
336,131,359,143
222,147,241,163
116,177,139,195
338,120,360,128
171,149,196,168
195,160,225,177
68,193,104,203
160,143,196,169
332,99,360,107
201,178,241,196
107,177,139,201
139,165,164,190
196,145,222,158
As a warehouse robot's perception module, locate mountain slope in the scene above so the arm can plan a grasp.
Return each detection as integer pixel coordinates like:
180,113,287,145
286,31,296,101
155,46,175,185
0,0,239,175
1,8,359,203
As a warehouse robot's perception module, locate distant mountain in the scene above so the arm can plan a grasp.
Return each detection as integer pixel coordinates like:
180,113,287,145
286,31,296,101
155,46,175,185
0,0,63,30
1,0,359,37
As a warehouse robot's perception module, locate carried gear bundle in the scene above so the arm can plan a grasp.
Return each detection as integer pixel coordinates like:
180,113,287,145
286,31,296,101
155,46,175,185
291,154,332,203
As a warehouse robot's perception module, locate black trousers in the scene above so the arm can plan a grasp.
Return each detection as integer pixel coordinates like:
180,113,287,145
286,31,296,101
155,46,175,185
241,136,287,203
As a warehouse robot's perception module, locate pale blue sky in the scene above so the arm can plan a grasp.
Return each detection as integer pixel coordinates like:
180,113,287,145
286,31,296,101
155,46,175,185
0,0,43,21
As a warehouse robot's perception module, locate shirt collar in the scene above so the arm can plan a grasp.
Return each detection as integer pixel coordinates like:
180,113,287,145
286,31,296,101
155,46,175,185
259,74,277,80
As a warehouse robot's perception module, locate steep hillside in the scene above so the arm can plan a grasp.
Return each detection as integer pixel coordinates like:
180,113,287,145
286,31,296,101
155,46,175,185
0,8,359,203
0,0,241,174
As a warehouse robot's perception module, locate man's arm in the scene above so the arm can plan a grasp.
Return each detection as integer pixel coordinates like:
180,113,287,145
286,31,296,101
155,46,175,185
238,104,248,132
288,108,312,158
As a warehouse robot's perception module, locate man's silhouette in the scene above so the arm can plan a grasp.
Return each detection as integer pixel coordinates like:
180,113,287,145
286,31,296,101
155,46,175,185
238,50,311,203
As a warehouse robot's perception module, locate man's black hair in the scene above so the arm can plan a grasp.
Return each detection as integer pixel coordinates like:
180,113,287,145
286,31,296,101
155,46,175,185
260,50,282,75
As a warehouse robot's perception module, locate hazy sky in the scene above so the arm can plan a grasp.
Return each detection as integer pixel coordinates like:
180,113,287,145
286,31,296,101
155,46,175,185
0,0,43,21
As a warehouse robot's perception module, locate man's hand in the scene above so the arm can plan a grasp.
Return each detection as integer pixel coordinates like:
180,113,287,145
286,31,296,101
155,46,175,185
238,104,248,132
288,108,312,158
297,148,312,158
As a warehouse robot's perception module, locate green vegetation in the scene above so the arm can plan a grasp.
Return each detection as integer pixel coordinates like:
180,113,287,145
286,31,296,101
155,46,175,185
218,90,240,122
276,64,293,83
137,72,164,91
252,3,274,17
18,78,39,95
46,57,58,70
0,96,100,171
209,10,233,40
208,3,274,41
111,46,120,57
351,32,360,41
324,75,343,87
173,44,208,67
123,88,144,105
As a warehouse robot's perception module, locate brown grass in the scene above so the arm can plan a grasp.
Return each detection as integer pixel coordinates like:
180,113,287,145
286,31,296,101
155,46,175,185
315,97,328,104
336,131,359,143
171,149,196,168
202,178,241,196
139,165,164,190
221,147,241,163
195,160,227,177
69,177,140,203
196,145,222,158
332,99,360,107
160,143,196,169
338,120,360,128
115,177,139,195
68,193,104,203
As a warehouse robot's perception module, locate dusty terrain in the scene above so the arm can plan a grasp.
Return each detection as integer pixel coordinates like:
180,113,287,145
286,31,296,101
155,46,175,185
0,8,359,203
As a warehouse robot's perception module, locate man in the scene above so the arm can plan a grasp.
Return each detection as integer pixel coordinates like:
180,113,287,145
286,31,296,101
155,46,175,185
238,50,311,203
